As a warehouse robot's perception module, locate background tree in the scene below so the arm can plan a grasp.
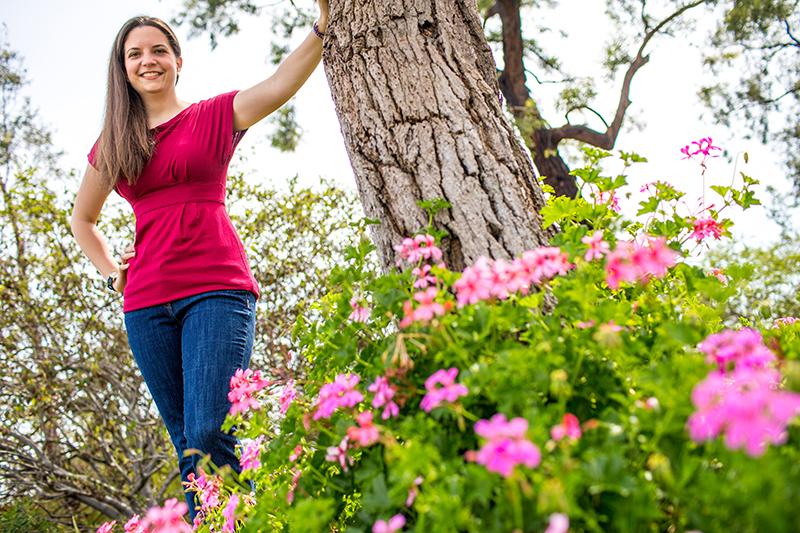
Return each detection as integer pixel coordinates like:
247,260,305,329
700,0,800,197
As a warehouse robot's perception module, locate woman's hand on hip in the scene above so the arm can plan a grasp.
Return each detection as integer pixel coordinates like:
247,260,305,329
113,244,135,293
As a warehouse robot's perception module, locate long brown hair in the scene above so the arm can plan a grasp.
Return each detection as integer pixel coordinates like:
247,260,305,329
94,16,181,188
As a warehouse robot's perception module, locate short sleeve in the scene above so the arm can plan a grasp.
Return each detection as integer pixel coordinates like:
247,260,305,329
87,137,100,169
197,91,248,163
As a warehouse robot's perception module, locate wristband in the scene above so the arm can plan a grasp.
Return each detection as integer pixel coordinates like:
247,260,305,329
313,21,326,39
107,272,119,293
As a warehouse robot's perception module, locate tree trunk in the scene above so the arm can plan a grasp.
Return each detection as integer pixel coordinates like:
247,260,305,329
323,0,551,271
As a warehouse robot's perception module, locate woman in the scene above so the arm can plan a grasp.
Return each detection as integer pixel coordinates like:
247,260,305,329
70,3,328,522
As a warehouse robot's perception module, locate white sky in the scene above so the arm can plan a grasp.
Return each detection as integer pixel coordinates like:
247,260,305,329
1,0,793,246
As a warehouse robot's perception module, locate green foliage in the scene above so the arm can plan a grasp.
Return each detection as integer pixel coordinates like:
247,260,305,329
185,149,800,532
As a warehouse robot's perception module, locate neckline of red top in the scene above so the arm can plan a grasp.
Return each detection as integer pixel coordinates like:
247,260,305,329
150,103,196,131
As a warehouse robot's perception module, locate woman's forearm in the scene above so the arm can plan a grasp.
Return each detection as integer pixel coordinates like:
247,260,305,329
70,219,118,279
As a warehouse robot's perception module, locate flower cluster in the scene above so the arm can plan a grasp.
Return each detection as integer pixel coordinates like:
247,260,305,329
347,411,381,447
593,188,621,212
394,234,442,265
399,287,447,328
681,137,721,160
222,493,239,533
368,375,400,419
467,414,541,477
240,436,264,472
604,237,678,289
228,368,272,416
279,378,297,415
550,413,582,442
690,217,724,242
581,230,610,261
325,436,354,471
184,469,222,516
349,296,371,323
420,368,469,412
313,373,364,420
775,316,798,327
453,247,573,308
373,514,406,533
688,329,800,456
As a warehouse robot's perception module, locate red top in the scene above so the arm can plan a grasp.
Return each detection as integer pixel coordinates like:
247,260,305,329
88,91,260,312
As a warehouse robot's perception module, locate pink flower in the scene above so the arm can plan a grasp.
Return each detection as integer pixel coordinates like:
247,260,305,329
688,367,800,456
551,413,582,442
681,137,722,159
124,515,144,533
394,234,442,265
605,237,678,289
581,230,610,261
698,328,775,372
575,320,595,329
349,297,371,323
368,376,400,420
405,476,424,507
709,268,728,284
774,317,798,327
347,411,381,447
544,513,570,533
222,493,239,533
412,264,438,289
420,368,469,412
289,444,303,462
228,368,272,416
96,521,116,533
373,514,406,533
593,189,621,212
287,469,302,503
469,414,541,477
279,379,297,415
325,437,353,471
240,436,264,472
183,470,221,511
313,373,364,420
399,287,448,328
453,258,495,307
141,498,191,533
691,217,724,242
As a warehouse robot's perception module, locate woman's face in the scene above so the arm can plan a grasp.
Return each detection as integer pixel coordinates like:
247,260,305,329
123,25,182,97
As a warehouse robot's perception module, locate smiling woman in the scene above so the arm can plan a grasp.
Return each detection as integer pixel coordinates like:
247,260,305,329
68,5,329,525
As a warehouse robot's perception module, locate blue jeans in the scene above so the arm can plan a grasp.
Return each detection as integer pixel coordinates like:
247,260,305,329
124,289,256,522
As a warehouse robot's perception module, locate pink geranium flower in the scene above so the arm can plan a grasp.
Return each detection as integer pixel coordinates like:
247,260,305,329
420,368,469,412
240,436,264,472
775,317,798,327
399,287,447,328
544,513,570,533
394,234,443,265
605,237,678,289
287,468,302,503
349,297,371,323
279,379,297,415
96,521,116,533
551,413,582,442
581,230,610,261
222,493,239,533
373,514,406,533
347,411,381,447
691,217,724,242
368,376,400,420
228,368,272,416
124,515,145,533
325,436,353,471
183,470,221,512
142,498,191,533
405,476,424,507
412,264,438,289
469,414,541,477
697,328,775,372
313,373,364,420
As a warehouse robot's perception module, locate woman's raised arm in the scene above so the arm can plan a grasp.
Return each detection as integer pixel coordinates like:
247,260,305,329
232,2,329,131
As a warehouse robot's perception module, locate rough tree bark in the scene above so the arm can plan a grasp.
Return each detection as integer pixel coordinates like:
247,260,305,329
323,0,551,271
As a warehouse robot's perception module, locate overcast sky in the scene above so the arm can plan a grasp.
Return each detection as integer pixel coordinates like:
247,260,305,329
2,0,792,246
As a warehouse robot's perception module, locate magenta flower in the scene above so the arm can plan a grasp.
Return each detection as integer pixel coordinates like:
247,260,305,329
96,521,116,533
123,515,144,533
289,444,303,462
279,379,297,415
183,470,221,511
412,264,438,289
313,373,364,420
394,234,443,265
593,189,621,212
551,413,582,442
142,498,191,533
222,493,239,533
469,414,541,477
405,476,424,507
690,217,724,242
453,258,495,307
544,513,570,533
373,514,406,533
325,436,353,471
697,328,775,373
688,367,800,456
347,411,381,447
399,287,447,328
420,368,469,412
228,368,272,416
581,230,610,261
349,296,371,323
368,376,400,419
681,137,722,159
709,267,728,284
775,317,798,327
605,237,678,289
287,468,302,503
240,436,264,472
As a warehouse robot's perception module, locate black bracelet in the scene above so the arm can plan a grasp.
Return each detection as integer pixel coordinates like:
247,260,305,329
313,21,326,39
